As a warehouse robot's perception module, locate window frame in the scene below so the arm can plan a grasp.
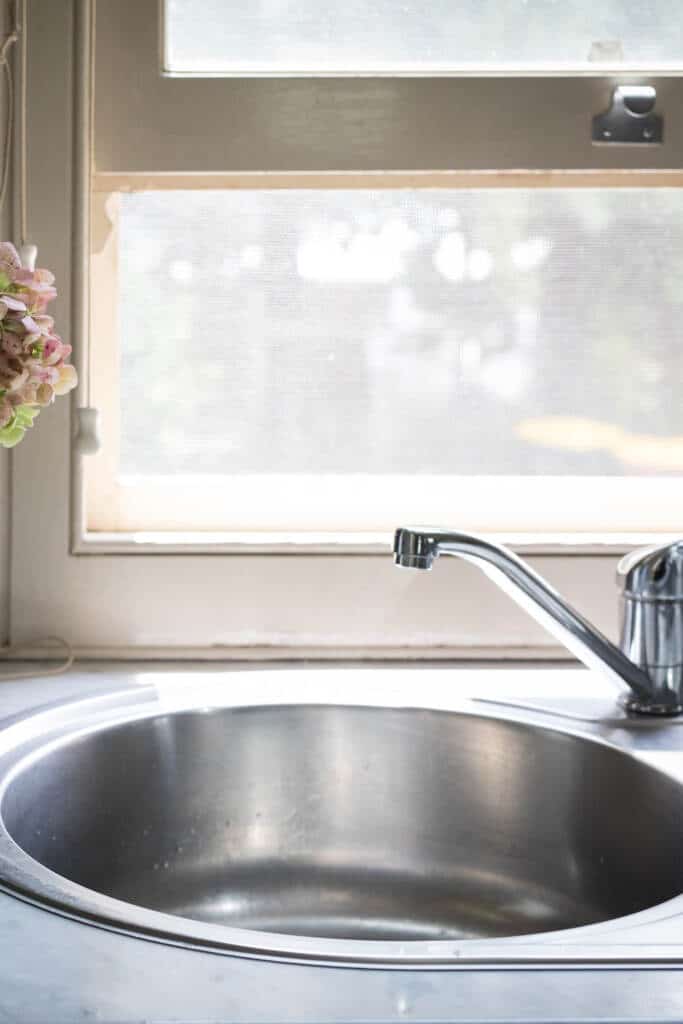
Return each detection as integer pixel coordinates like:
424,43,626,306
7,0,683,659
158,0,683,79
85,175,683,545
98,1,683,177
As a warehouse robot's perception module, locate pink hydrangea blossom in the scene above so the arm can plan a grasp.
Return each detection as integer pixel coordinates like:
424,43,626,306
0,242,77,447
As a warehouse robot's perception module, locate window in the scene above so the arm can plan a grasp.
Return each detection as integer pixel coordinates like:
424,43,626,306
10,0,683,656
164,0,683,75
88,185,683,535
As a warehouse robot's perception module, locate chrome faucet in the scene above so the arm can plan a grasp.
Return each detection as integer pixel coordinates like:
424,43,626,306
393,528,683,716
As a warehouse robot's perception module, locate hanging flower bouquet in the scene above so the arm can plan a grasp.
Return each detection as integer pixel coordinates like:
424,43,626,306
0,242,77,447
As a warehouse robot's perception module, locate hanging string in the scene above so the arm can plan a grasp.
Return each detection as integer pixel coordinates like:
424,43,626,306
15,0,34,270
0,0,34,268
0,1,18,219
16,0,33,269
18,0,25,243
86,0,95,410
74,0,100,454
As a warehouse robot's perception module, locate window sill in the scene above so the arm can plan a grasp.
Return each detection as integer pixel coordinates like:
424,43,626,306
72,530,676,557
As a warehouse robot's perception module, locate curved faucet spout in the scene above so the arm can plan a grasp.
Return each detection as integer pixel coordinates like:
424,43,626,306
393,526,660,711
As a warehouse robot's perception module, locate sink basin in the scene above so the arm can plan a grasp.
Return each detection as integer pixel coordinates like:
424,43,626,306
0,692,682,964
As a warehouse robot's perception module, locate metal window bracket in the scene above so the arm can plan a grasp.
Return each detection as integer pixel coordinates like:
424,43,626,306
592,85,662,145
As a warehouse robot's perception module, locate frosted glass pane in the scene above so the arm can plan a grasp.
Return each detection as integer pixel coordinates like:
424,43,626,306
164,1,683,74
117,189,683,478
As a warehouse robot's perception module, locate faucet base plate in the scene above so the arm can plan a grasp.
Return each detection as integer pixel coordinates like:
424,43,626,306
622,696,683,717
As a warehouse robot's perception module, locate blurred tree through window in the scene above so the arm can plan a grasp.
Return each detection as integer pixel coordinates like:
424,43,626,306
118,189,683,479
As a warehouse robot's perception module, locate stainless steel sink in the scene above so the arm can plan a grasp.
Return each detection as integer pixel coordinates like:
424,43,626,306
0,679,682,964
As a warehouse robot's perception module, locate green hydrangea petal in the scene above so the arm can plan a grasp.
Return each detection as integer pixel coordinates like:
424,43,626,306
0,423,25,448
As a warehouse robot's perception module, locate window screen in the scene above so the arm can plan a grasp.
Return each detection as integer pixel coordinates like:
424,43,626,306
115,188,683,483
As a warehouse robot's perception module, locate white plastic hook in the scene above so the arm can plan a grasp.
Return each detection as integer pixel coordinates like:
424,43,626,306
18,242,36,271
73,406,101,456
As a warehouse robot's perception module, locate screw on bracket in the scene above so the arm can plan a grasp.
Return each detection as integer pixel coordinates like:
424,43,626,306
592,85,662,145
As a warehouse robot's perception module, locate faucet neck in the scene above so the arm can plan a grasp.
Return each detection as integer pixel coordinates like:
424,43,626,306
394,528,682,715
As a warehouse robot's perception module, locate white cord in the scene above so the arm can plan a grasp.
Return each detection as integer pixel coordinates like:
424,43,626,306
86,0,95,409
74,0,101,455
0,1,18,218
17,0,26,246
0,636,75,681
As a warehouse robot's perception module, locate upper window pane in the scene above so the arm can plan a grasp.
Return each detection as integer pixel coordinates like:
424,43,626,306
164,1,682,75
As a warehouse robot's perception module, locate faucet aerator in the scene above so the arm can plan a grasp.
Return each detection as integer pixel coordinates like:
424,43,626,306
392,528,437,571
394,554,433,571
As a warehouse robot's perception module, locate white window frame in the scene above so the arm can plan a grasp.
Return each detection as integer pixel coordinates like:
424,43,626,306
8,0,683,659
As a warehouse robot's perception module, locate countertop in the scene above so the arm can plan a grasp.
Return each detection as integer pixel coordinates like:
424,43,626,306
0,660,682,1024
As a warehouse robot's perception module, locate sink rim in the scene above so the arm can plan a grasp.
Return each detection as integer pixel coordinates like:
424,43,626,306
0,678,682,967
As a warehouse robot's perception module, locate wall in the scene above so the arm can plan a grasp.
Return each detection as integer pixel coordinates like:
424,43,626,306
0,1,13,646
0,449,7,647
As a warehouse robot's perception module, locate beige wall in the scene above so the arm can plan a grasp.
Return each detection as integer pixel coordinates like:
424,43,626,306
0,2,12,646
0,449,7,646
